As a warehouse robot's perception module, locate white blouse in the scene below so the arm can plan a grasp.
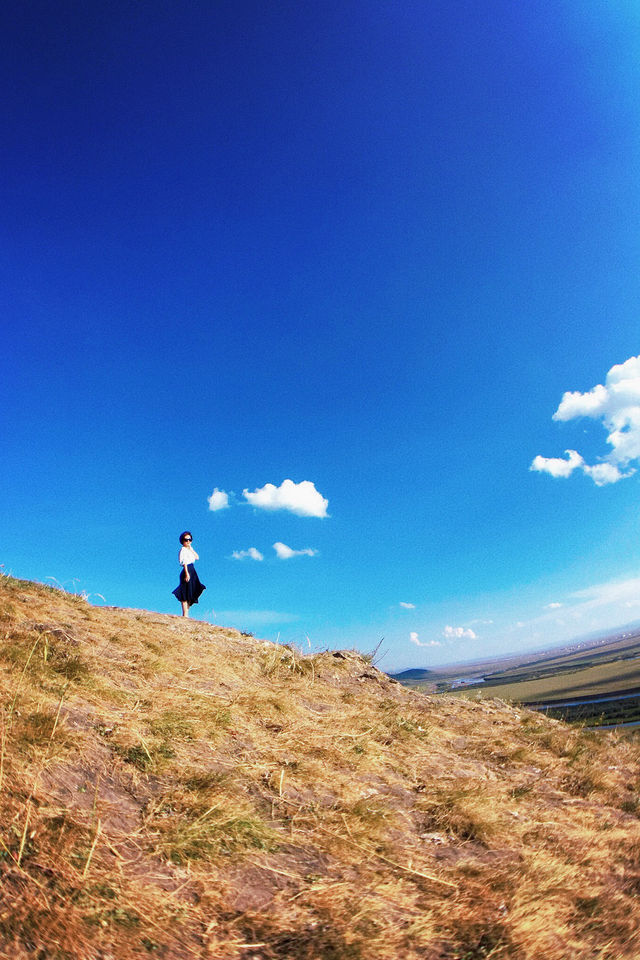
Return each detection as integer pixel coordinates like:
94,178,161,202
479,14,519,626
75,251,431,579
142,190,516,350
179,546,198,566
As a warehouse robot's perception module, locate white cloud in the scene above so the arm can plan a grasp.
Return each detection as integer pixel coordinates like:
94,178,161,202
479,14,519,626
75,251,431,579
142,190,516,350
568,576,640,613
273,541,317,560
554,383,609,420
217,609,299,627
231,547,264,561
530,449,584,479
500,575,640,651
243,479,329,517
531,355,640,485
399,602,416,609
443,625,477,640
583,462,626,485
207,487,230,511
410,632,441,647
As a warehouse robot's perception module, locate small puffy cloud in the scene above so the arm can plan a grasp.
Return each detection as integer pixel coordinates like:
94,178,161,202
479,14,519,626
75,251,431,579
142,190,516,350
545,602,563,610
207,487,230,511
243,479,329,517
530,449,583,479
583,462,626,485
399,602,416,609
232,547,264,561
410,632,441,647
443,625,477,640
531,355,640,485
554,383,609,420
273,541,317,559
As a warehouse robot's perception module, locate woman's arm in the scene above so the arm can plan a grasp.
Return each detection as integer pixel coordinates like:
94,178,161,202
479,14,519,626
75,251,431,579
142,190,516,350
179,546,191,581
192,550,199,560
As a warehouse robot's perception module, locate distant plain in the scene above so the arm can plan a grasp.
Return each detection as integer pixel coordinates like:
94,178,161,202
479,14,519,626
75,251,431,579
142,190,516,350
392,631,640,728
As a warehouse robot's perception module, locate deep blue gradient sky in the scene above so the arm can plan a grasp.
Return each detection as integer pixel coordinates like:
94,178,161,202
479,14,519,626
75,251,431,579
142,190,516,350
4,1,640,668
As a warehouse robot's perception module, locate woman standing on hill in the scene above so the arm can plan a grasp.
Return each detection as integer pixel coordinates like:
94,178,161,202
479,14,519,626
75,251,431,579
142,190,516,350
172,531,206,617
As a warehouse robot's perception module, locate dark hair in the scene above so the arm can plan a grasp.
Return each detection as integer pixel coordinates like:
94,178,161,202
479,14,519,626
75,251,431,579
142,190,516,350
179,531,193,545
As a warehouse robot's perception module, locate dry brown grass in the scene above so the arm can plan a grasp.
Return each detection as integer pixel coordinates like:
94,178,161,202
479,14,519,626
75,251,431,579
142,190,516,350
2,574,640,959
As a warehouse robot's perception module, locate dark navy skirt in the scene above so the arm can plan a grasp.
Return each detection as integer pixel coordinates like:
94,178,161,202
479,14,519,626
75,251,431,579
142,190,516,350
173,564,206,605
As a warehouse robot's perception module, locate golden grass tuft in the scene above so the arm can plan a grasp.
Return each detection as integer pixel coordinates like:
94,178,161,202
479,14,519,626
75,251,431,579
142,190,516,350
1,574,640,958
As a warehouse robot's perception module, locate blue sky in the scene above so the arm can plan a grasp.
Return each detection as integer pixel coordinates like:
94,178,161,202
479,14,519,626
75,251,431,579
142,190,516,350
3,1,640,669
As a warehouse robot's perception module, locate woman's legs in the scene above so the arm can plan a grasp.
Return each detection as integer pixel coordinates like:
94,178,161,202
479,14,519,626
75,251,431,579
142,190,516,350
181,601,189,618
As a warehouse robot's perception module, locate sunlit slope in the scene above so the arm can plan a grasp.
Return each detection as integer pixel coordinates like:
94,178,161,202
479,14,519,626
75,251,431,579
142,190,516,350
2,575,640,960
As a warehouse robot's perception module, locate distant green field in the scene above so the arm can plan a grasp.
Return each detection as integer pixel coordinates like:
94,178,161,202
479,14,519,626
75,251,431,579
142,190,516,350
433,633,640,728
460,657,640,703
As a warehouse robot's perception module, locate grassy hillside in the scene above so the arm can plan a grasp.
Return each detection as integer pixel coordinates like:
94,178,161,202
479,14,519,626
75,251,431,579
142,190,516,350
2,575,640,959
